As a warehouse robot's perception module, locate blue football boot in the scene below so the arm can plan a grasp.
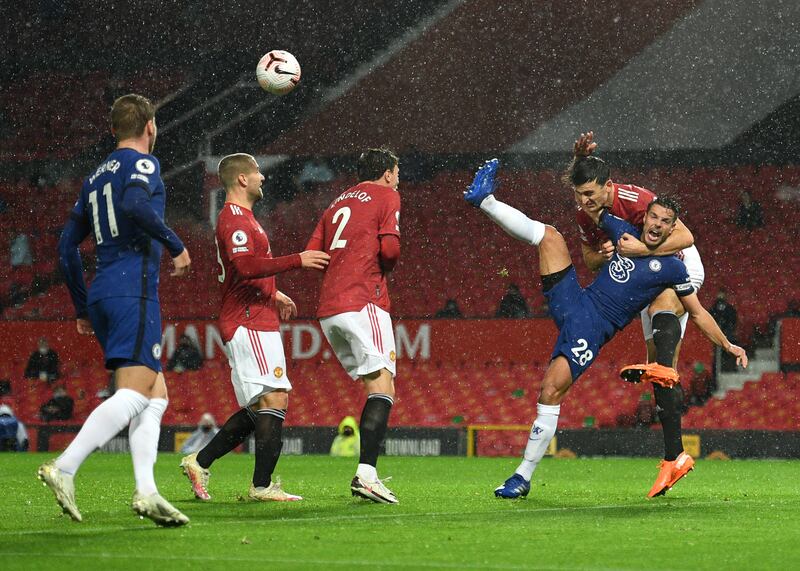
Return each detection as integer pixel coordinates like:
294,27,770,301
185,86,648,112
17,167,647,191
494,473,531,499
464,158,500,207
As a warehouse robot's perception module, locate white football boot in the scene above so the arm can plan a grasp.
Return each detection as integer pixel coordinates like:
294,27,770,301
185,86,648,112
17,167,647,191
38,460,82,522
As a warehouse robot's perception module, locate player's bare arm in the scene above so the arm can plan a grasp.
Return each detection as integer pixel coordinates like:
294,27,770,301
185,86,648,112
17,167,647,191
573,131,597,157
275,290,298,320
617,218,694,258
581,241,615,272
679,292,748,368
299,250,330,270
76,318,94,335
170,248,192,277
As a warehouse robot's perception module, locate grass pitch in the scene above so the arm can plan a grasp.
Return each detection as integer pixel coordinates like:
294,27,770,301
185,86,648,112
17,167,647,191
3,453,799,570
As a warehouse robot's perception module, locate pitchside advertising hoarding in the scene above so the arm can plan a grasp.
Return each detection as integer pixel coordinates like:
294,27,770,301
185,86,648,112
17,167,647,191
0,318,715,367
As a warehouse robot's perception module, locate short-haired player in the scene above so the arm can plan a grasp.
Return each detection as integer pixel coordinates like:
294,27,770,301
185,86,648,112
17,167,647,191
306,148,402,504
179,153,329,502
43,94,192,526
569,131,706,497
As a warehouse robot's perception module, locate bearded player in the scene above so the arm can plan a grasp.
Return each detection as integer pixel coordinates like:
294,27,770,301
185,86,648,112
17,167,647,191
463,159,746,499
306,148,401,504
180,153,328,502
569,131,706,497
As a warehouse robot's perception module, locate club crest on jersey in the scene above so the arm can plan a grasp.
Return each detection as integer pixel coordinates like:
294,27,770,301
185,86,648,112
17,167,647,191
389,350,396,362
649,259,662,272
609,255,636,283
152,343,162,359
136,159,156,174
232,230,248,246
273,367,283,378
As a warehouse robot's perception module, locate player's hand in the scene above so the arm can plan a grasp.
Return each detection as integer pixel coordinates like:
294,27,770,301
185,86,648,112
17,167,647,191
76,318,94,336
597,240,615,261
275,291,298,320
171,249,192,277
727,344,748,368
300,250,330,270
617,233,648,257
573,131,597,157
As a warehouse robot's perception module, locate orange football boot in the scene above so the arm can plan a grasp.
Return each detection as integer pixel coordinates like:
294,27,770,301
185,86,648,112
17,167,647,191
620,363,680,388
648,451,695,498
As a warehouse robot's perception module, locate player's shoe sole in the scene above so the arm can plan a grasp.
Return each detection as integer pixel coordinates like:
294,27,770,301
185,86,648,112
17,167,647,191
494,473,531,499
648,452,695,498
180,453,211,501
464,158,500,207
37,461,82,522
350,475,398,504
248,480,303,502
620,363,679,388
132,491,190,527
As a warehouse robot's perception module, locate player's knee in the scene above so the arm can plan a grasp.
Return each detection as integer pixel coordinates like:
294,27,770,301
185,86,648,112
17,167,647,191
539,383,568,406
542,225,562,244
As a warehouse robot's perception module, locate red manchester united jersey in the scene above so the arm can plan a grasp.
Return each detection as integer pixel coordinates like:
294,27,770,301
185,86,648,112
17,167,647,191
307,182,401,318
215,202,280,341
576,183,655,247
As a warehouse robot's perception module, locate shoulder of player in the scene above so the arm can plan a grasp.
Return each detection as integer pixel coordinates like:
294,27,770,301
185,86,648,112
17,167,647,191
614,183,654,204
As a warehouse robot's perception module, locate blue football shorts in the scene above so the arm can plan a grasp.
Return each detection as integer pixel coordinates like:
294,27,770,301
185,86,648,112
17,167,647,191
544,267,617,381
88,297,163,372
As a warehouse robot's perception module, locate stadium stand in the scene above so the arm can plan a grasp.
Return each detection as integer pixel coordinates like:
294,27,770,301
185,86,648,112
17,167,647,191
3,163,799,346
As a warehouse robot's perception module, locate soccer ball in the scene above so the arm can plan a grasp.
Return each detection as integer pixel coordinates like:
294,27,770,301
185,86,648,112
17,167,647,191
256,50,301,95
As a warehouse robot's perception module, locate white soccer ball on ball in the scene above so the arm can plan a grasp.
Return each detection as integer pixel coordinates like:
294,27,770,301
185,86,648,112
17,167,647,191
256,50,301,95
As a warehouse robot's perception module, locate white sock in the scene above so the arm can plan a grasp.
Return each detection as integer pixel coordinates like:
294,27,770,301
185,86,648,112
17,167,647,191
55,388,149,475
515,403,561,481
480,195,546,245
356,463,378,481
129,398,168,496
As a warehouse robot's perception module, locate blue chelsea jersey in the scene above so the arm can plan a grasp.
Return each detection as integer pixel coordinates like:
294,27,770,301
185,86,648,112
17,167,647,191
73,148,168,303
585,212,694,330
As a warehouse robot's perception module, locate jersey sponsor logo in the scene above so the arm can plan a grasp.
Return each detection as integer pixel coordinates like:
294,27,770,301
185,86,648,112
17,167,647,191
232,246,249,253
130,173,150,183
608,255,635,283
152,343,162,359
617,188,639,202
232,230,248,246
135,158,156,174
273,366,283,378
674,281,694,294
648,259,662,272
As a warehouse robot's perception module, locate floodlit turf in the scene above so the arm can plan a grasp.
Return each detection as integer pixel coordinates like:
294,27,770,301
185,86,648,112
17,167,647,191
3,453,799,570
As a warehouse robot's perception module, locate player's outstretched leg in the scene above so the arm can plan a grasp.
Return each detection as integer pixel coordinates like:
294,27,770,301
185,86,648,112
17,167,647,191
182,407,257,500
351,377,397,504
37,460,81,522
131,490,190,527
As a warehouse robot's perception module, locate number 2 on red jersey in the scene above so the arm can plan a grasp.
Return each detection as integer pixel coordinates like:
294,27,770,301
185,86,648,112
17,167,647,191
329,206,351,250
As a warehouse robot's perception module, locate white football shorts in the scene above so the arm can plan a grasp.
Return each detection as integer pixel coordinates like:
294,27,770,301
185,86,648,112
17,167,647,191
223,326,291,407
641,245,705,340
320,303,397,380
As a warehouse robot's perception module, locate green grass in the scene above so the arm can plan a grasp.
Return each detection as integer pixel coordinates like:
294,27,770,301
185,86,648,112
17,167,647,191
3,453,799,570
